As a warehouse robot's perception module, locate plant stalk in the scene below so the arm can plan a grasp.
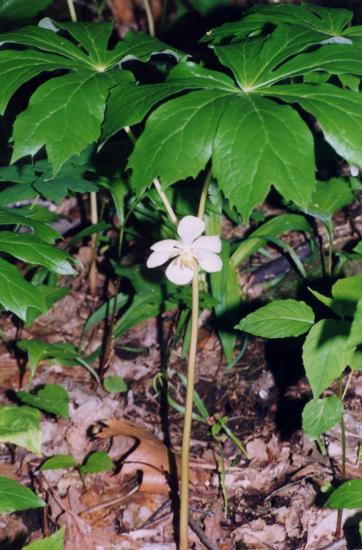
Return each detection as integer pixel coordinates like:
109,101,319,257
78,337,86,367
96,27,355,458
66,0,77,22
124,126,177,225
179,268,199,550
197,168,212,220
143,0,155,37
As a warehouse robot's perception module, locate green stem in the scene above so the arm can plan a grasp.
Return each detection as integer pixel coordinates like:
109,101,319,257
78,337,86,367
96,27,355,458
66,0,77,21
179,268,199,550
124,126,177,225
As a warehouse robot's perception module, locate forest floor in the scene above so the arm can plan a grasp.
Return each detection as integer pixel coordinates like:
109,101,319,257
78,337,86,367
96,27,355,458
1,198,362,550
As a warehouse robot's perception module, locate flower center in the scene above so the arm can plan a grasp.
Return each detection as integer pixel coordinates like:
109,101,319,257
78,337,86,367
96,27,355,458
178,248,196,269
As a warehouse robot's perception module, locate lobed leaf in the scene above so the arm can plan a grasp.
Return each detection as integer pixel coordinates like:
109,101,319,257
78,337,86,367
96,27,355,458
12,71,112,175
213,95,315,220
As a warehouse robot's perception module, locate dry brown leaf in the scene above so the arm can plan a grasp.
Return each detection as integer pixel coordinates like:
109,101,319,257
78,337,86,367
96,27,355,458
94,418,179,494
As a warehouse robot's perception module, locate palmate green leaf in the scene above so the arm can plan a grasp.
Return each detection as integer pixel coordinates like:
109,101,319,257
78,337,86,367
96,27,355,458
128,90,229,196
265,85,362,168
23,528,65,550
0,258,46,320
302,396,343,440
212,25,353,91
302,319,355,398
0,406,41,455
0,231,74,274
0,476,45,514
332,275,362,317
236,300,314,338
212,94,315,220
325,480,362,509
17,384,70,419
101,81,195,144
0,0,52,21
204,3,353,44
0,25,90,63
12,71,114,176
0,21,178,174
0,50,74,116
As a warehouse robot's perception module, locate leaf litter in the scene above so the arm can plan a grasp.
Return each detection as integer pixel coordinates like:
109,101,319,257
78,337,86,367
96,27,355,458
1,206,362,549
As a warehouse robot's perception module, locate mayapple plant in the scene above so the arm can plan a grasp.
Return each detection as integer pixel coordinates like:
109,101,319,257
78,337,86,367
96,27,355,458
0,0,361,547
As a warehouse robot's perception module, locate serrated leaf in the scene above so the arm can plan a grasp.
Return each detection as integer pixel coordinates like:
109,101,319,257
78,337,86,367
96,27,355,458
213,25,347,91
128,90,228,195
302,319,354,397
0,25,90,63
325,480,362,509
266,84,362,168
0,207,59,242
302,396,343,440
0,0,52,21
80,451,113,475
0,50,73,115
17,384,70,419
102,81,192,144
236,299,314,338
40,455,77,471
213,94,315,220
0,231,74,274
23,528,65,550
103,376,128,394
204,3,353,44
12,71,112,175
0,476,45,514
0,258,47,320
0,406,41,455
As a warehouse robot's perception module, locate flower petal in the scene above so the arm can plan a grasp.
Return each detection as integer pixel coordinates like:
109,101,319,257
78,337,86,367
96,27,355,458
150,239,180,254
193,235,222,253
165,259,194,285
147,251,171,268
177,215,205,245
195,249,222,273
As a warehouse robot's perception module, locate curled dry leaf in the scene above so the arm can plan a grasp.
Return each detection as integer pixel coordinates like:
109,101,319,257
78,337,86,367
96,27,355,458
94,418,180,494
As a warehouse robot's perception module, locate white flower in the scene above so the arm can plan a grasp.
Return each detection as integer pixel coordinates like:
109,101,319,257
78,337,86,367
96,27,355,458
147,215,222,285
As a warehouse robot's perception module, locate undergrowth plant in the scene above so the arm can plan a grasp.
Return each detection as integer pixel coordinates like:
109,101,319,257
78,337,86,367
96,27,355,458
0,0,361,548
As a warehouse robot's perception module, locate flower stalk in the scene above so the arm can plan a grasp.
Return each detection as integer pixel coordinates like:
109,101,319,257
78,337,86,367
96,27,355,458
179,267,199,550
